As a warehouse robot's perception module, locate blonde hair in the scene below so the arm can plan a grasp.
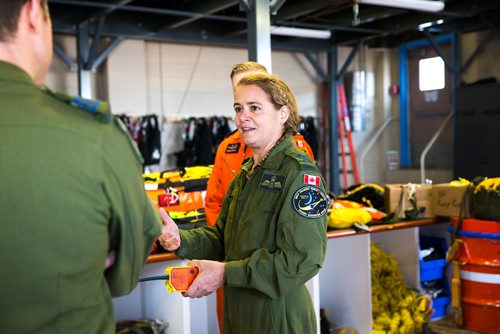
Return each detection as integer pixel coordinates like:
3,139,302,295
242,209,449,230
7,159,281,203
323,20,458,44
237,73,299,137
230,61,267,79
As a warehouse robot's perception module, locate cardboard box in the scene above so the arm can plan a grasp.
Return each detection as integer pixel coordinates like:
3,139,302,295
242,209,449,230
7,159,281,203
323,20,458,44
385,183,434,219
432,183,472,217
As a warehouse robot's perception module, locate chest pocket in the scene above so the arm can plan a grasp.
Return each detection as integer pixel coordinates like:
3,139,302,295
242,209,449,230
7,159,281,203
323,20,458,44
236,189,280,250
240,170,287,222
235,204,278,257
240,181,281,224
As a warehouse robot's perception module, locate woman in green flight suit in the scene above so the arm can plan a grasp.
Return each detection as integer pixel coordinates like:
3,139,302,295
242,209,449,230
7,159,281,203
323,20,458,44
159,72,328,334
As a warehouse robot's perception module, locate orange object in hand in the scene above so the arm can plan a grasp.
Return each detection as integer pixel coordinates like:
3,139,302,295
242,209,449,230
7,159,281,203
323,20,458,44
138,266,199,292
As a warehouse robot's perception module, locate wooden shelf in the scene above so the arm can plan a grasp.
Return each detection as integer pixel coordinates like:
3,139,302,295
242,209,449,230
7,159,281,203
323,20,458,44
326,218,448,238
146,219,450,263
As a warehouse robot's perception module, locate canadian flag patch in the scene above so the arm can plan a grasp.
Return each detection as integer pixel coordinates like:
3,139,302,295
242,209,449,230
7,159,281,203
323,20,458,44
303,174,320,186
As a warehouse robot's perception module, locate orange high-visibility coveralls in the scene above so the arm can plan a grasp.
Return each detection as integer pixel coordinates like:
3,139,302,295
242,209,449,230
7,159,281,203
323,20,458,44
204,129,315,333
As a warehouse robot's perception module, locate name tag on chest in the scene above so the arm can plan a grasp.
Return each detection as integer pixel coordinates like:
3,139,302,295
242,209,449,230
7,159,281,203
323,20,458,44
225,143,241,154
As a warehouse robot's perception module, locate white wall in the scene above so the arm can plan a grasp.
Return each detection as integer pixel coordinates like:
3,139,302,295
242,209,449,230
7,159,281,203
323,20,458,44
140,42,322,119
107,40,148,115
45,35,398,187
46,37,330,118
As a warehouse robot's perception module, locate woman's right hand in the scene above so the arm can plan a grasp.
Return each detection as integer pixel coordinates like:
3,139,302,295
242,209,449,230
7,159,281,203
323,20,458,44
158,208,181,251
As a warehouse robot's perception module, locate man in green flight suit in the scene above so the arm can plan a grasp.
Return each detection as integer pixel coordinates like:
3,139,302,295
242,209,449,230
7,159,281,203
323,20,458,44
0,1,162,333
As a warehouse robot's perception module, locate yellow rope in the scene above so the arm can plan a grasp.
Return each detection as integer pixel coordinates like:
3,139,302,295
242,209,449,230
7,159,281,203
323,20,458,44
371,242,432,333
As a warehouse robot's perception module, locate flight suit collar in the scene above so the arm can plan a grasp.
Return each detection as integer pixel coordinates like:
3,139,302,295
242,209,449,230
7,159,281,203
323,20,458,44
241,134,295,173
0,60,36,86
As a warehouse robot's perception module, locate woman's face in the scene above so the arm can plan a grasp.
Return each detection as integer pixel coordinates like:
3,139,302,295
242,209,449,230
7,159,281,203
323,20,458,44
233,84,287,151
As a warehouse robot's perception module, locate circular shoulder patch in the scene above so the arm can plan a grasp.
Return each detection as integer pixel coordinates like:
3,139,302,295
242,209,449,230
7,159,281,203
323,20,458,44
292,186,329,218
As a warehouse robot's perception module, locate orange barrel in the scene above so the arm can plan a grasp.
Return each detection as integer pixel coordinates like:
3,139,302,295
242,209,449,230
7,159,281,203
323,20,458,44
452,217,500,334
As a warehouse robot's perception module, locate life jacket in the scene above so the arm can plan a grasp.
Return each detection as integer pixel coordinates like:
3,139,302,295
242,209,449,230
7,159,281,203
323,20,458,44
336,183,385,211
299,116,319,158
327,199,386,229
210,116,232,152
138,115,161,166
144,166,212,214
178,118,215,167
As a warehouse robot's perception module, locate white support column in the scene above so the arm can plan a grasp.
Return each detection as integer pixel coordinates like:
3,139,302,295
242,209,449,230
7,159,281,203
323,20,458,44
244,0,273,73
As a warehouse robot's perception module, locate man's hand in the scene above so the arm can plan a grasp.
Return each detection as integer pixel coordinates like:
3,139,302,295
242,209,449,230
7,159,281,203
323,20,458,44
158,208,181,251
183,260,226,298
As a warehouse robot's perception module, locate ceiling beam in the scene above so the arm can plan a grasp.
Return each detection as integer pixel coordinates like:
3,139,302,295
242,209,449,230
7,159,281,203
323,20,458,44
86,0,135,22
273,0,335,20
166,0,239,29
49,0,247,24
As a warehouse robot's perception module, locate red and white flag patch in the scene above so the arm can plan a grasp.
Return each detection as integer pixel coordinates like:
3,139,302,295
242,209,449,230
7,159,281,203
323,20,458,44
303,174,320,186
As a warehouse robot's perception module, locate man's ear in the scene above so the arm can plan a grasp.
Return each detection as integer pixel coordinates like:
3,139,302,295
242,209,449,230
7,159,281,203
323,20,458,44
26,0,45,34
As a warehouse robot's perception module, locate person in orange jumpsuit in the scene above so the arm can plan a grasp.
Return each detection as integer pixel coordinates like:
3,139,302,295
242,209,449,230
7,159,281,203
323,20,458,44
204,61,315,333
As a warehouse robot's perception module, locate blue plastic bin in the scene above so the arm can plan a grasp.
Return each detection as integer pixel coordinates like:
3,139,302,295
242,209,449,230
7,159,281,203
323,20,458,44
419,235,447,282
423,277,451,320
419,235,450,319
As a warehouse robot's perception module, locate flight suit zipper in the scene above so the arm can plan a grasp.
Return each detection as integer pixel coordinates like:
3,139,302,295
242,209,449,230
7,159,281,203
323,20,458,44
228,167,255,255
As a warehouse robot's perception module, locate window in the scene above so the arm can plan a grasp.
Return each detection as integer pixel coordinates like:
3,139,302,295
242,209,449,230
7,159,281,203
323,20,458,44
419,56,445,91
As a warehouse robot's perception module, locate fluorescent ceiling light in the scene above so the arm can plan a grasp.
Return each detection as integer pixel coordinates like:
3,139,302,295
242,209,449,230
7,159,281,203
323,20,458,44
418,19,444,30
270,26,331,39
356,0,444,12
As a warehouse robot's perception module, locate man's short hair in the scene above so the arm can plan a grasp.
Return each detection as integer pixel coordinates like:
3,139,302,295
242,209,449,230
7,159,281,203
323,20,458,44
0,0,49,42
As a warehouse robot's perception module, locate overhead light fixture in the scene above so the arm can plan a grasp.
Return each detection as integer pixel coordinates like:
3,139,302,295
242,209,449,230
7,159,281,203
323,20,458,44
270,26,331,39
356,0,444,12
418,19,444,30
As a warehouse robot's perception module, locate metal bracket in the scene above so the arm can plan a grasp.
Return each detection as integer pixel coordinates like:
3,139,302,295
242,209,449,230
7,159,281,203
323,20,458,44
270,0,286,15
422,30,453,73
239,0,253,12
336,38,364,81
303,52,329,82
352,2,360,26
240,0,285,15
53,43,77,71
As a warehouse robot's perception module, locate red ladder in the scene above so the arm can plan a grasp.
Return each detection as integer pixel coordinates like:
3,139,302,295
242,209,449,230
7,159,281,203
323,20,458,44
337,83,360,191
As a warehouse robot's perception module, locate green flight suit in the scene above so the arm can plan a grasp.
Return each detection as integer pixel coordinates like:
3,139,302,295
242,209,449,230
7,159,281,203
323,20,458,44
0,61,162,333
176,135,328,334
